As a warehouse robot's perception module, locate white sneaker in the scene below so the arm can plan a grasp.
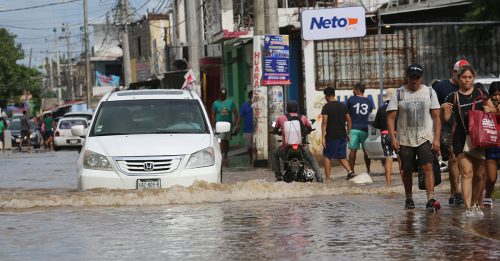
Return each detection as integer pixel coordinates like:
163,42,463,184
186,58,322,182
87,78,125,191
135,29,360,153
473,205,484,217
465,208,476,217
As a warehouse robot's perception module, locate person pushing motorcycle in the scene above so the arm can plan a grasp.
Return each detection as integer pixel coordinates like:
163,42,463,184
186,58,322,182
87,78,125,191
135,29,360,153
271,100,323,182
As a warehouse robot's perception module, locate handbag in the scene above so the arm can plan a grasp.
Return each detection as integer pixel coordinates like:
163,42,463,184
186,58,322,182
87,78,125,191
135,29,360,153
418,155,442,190
455,91,500,150
458,90,500,148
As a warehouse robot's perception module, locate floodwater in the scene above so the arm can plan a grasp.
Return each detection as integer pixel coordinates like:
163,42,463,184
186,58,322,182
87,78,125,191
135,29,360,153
1,150,499,260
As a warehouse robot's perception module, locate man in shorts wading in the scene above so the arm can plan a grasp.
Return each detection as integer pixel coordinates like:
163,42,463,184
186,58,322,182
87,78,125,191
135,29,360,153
387,64,442,212
239,90,254,165
346,83,374,175
321,87,354,182
211,88,239,166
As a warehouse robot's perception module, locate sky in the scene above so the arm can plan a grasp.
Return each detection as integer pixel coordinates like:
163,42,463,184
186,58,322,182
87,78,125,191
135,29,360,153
0,0,168,68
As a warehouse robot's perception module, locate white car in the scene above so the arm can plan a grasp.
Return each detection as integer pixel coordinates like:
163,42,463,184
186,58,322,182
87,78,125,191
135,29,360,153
62,111,94,125
72,89,230,190
53,117,88,150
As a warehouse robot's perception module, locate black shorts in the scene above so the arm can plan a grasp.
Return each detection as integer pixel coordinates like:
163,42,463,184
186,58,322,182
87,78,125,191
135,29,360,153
21,130,30,139
399,141,434,175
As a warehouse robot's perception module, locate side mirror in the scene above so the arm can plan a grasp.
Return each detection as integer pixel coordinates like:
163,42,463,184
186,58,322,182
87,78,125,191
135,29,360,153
71,125,86,138
215,121,231,133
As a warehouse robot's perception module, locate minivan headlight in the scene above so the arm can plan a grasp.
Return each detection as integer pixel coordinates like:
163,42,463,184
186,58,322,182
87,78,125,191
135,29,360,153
83,150,112,170
186,147,215,169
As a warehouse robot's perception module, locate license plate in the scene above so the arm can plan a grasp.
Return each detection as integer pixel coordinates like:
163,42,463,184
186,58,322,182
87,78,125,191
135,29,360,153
137,179,161,189
69,139,79,144
15,138,20,143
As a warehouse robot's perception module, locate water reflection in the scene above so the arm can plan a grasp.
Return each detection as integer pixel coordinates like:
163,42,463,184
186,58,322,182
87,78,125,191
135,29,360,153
1,195,499,260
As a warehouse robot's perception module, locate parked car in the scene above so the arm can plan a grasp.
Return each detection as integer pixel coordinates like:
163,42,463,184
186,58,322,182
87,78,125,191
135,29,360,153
7,119,43,148
475,74,500,91
53,117,88,151
62,111,93,124
364,110,449,172
364,111,385,161
72,89,230,190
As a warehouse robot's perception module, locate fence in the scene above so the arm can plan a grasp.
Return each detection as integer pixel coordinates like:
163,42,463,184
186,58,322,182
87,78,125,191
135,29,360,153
314,22,500,90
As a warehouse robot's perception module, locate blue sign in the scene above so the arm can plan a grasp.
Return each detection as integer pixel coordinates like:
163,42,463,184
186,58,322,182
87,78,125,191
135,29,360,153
262,35,291,85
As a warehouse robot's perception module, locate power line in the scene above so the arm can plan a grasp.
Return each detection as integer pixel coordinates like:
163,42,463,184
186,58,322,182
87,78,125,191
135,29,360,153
0,0,81,13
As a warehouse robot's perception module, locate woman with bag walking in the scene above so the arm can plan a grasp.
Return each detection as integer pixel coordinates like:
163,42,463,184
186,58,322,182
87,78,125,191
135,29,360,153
442,64,497,217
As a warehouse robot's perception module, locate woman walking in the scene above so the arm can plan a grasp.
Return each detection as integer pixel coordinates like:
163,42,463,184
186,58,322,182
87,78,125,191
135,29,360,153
442,65,497,217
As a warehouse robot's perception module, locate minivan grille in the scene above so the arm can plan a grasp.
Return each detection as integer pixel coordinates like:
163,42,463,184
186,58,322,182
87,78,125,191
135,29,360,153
114,156,183,175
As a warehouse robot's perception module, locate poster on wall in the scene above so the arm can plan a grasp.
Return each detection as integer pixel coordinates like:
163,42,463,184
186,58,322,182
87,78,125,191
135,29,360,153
262,35,291,86
94,71,120,96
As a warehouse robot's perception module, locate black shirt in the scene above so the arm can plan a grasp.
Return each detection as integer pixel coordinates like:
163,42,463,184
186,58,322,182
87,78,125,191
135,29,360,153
373,101,396,132
321,100,347,141
445,88,489,154
433,79,459,130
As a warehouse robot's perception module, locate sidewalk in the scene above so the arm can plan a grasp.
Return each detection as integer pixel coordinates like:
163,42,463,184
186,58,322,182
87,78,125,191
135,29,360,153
223,145,404,185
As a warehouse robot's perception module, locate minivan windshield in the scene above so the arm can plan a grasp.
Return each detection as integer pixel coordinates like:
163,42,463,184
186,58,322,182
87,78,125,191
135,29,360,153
91,99,208,136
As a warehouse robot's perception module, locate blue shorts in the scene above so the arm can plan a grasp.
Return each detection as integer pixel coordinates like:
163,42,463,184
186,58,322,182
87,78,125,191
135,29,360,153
485,147,500,160
323,137,347,159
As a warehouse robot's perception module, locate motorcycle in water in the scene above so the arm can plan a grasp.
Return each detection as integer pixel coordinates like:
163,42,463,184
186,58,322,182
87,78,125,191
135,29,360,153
271,119,316,183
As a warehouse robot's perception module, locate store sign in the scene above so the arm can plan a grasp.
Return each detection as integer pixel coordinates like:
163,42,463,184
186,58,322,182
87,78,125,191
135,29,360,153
301,7,366,40
262,35,291,86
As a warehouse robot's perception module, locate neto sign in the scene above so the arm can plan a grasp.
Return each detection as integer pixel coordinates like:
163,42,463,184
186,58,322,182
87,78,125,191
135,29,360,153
301,7,366,40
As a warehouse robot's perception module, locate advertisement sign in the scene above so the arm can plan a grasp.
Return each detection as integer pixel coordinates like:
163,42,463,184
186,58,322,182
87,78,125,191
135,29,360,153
95,71,120,87
262,35,291,86
301,7,366,40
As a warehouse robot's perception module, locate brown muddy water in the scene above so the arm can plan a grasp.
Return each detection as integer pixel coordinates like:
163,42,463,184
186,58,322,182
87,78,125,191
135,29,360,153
0,150,499,260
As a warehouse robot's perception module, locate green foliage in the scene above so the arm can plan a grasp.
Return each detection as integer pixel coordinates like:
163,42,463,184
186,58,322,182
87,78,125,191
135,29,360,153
0,28,41,110
463,0,500,41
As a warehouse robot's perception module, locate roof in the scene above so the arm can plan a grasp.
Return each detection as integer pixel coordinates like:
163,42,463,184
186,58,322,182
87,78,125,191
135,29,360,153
105,89,198,102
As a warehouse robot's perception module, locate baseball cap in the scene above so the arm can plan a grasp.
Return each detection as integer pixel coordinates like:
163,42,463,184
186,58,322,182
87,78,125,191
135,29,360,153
406,63,423,77
453,60,469,71
220,88,227,94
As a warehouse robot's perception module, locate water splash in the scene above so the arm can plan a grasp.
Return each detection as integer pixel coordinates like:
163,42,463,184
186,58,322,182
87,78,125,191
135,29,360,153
0,180,406,209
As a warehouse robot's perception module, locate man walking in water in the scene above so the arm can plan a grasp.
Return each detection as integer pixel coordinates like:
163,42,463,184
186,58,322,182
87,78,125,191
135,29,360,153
211,88,239,166
346,83,374,175
321,87,354,182
387,64,442,212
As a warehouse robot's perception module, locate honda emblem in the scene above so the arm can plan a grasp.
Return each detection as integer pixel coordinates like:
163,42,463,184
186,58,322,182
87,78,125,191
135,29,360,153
143,162,155,171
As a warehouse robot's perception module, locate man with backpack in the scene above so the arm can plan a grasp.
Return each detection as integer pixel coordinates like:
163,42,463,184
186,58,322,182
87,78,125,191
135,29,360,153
387,64,442,212
271,100,323,182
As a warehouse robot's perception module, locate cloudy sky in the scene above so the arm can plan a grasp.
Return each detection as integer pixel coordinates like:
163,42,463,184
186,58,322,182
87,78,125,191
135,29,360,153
0,0,167,68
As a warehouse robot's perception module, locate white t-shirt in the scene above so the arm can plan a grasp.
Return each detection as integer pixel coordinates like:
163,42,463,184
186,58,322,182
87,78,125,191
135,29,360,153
386,84,440,147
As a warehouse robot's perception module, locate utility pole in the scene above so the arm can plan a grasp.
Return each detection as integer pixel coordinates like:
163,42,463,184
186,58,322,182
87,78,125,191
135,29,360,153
265,0,283,160
54,28,62,102
48,53,53,90
28,48,33,68
185,0,201,90
254,0,265,35
120,0,132,88
252,0,268,166
83,0,92,108
62,23,73,100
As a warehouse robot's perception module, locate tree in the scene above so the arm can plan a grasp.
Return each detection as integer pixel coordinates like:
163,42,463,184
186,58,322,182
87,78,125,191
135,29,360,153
0,28,42,112
464,0,500,41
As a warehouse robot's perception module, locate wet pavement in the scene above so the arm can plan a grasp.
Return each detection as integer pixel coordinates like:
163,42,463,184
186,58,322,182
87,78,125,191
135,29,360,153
0,147,499,260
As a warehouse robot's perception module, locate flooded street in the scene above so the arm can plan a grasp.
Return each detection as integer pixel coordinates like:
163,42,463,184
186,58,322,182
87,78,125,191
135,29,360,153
1,150,499,260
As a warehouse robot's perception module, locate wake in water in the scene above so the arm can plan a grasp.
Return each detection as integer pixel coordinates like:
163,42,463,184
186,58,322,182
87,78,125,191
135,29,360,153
0,180,408,209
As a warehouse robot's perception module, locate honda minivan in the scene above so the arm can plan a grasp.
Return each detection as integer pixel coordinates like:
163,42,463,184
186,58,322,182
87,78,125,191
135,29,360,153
72,89,230,190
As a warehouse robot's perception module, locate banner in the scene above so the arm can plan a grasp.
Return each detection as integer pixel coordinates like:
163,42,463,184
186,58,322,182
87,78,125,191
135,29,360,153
96,71,120,87
262,35,291,86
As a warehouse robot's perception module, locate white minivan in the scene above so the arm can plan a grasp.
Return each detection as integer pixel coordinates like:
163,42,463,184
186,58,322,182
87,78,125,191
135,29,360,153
72,89,230,190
